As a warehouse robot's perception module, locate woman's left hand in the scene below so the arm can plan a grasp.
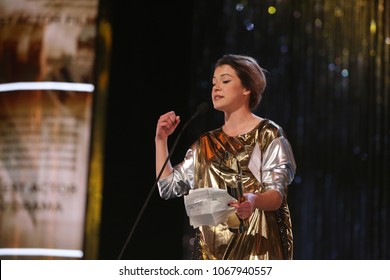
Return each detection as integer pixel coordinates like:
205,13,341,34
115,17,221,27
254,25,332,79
229,193,257,219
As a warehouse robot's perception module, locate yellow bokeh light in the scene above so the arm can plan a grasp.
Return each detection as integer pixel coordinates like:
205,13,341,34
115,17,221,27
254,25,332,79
268,6,276,14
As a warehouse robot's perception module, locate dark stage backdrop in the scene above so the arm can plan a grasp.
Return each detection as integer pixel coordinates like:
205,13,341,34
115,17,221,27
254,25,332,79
100,0,389,260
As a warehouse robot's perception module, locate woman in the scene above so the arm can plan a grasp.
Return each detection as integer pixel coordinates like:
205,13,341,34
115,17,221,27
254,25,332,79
155,54,296,260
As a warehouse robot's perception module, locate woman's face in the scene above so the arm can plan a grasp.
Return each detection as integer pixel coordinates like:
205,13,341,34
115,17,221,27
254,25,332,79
212,64,249,112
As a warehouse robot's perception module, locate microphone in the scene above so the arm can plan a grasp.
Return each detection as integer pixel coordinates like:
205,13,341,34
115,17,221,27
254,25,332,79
178,102,210,135
117,102,210,259
194,102,210,118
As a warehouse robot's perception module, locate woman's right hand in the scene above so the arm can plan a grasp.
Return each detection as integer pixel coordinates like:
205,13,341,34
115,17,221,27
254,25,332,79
155,111,180,141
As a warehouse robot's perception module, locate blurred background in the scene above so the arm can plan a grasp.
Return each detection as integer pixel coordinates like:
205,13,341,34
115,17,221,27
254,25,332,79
100,0,389,260
0,0,388,260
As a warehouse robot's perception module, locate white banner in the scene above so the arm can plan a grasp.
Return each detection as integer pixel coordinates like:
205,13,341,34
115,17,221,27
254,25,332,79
1,260,389,280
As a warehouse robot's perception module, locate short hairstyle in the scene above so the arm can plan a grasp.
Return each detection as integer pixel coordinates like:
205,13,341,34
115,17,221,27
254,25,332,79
215,54,267,111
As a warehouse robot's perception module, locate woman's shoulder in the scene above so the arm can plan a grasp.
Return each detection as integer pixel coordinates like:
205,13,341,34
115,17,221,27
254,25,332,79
258,118,287,139
199,126,223,138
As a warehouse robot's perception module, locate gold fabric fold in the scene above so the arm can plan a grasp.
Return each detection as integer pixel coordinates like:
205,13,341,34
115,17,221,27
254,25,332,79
158,119,296,260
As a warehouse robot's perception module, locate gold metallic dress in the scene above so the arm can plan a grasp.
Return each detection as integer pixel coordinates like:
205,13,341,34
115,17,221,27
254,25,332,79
158,119,296,260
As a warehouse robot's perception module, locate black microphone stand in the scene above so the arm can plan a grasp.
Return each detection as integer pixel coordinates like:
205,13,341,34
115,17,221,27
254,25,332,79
117,104,208,259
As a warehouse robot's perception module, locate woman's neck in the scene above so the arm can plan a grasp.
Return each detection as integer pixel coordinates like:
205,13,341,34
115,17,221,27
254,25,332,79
222,112,262,136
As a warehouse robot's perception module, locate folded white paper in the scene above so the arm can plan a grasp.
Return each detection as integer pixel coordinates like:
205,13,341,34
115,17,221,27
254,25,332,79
184,188,236,228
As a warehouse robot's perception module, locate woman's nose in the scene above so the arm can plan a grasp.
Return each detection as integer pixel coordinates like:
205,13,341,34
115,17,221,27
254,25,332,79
213,83,221,90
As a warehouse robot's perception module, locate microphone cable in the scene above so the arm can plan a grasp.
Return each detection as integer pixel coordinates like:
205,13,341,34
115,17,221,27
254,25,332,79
117,102,209,259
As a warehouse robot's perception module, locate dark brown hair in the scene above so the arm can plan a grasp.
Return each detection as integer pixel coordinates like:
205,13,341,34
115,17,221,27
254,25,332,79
215,54,267,111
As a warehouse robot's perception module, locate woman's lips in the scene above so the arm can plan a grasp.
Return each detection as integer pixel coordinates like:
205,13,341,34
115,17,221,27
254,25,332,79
213,95,223,101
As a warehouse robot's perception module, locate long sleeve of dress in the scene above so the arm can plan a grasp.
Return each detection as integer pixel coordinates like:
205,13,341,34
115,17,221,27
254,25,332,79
261,137,296,200
157,145,196,200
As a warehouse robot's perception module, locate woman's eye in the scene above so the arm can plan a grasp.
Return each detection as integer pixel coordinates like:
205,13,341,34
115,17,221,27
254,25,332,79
222,80,231,84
